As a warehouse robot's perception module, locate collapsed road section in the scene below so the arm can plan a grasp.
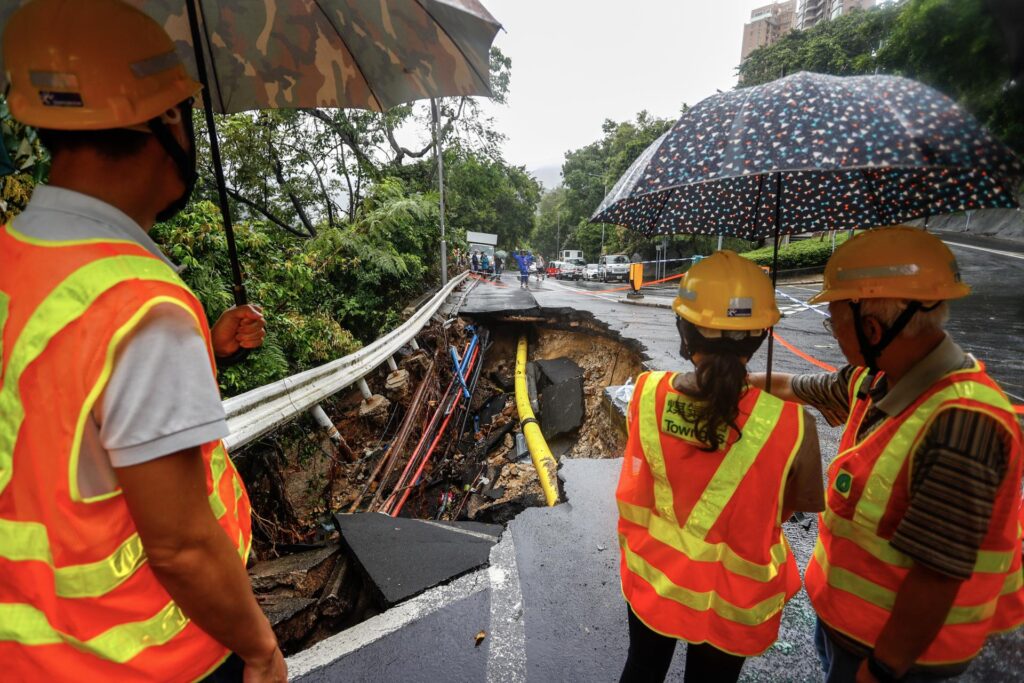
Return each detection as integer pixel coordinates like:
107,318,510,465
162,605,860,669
237,277,643,657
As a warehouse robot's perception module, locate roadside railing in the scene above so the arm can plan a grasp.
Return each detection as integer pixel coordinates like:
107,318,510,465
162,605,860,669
222,271,471,452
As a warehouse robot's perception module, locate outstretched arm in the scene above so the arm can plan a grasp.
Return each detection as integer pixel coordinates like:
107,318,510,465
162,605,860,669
748,371,800,402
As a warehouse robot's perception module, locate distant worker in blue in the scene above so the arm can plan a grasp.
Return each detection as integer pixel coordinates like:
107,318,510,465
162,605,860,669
480,252,491,273
513,249,532,289
471,251,479,273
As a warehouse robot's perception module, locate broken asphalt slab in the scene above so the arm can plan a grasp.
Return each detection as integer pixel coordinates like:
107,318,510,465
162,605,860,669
292,458,1020,681
335,512,501,606
538,375,584,440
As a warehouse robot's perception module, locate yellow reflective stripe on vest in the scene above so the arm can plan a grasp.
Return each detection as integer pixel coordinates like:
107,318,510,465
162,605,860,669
621,538,788,626
822,509,1017,574
0,256,186,495
0,600,188,662
638,372,678,524
853,379,1014,530
208,444,229,519
813,542,1011,625
0,517,148,598
682,391,784,539
619,501,789,582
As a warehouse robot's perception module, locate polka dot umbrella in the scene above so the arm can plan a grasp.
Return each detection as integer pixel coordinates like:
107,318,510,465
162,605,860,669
590,71,1022,381
592,72,1021,239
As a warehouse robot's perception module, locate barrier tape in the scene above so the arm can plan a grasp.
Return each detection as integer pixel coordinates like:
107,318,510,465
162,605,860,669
558,272,685,295
770,331,838,372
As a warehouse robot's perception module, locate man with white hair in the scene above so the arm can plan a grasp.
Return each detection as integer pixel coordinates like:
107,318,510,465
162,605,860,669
753,226,1023,682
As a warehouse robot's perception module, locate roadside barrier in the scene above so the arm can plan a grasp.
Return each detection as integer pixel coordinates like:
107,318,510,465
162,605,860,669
222,271,470,452
514,336,560,506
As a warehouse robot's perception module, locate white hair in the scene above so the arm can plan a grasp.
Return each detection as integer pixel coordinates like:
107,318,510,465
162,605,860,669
856,298,949,337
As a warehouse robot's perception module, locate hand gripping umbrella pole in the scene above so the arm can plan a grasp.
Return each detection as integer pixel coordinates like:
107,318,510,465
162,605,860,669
185,0,247,308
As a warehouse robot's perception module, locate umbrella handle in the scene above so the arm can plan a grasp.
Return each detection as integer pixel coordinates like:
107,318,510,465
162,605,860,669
186,0,248,310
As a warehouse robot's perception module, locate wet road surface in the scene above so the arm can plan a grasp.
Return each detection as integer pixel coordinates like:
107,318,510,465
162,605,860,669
288,233,1023,682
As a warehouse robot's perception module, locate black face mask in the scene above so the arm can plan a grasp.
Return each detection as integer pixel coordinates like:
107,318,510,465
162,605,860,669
148,99,197,223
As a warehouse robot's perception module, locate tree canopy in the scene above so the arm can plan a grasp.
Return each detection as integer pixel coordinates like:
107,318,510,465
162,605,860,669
0,46,541,396
738,0,1024,154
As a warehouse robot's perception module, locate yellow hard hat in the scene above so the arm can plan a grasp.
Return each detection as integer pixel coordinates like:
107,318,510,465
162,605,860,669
673,250,781,331
808,226,970,304
3,0,201,130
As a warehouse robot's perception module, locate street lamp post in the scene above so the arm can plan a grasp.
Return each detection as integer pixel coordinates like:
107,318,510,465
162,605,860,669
587,173,609,257
431,98,447,285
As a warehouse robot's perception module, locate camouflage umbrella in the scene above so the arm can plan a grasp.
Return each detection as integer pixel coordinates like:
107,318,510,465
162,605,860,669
1,0,501,304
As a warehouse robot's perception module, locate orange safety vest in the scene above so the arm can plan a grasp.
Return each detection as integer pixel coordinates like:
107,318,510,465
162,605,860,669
616,370,806,656
805,364,1024,666
0,224,251,682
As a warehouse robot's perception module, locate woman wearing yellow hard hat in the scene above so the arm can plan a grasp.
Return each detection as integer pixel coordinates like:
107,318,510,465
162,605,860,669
616,250,824,682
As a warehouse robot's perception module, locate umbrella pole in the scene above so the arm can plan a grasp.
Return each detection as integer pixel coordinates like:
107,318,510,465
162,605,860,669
431,98,448,285
764,173,783,394
186,0,247,307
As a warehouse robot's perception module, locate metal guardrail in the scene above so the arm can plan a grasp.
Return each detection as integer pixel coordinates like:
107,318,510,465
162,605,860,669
222,271,470,451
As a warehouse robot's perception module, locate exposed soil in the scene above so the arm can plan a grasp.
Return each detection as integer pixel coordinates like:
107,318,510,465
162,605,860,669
239,307,643,650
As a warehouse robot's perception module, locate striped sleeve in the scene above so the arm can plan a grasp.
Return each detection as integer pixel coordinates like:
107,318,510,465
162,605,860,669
889,408,1011,580
790,365,857,427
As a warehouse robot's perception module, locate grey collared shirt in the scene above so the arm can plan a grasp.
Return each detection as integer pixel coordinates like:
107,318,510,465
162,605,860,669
11,186,228,498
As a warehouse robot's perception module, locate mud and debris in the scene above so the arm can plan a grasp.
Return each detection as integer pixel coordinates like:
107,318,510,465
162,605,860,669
239,307,643,651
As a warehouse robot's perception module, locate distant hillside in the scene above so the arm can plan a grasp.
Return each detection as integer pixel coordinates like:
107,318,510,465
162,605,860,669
530,164,562,190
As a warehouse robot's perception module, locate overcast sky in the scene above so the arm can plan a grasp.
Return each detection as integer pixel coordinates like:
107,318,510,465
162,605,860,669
476,0,775,184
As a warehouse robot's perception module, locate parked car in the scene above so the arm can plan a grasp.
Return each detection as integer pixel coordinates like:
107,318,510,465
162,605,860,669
585,263,600,281
553,260,572,280
563,258,587,280
547,261,562,278
598,254,631,282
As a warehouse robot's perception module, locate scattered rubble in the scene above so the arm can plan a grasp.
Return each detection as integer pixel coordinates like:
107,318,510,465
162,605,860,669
239,310,643,652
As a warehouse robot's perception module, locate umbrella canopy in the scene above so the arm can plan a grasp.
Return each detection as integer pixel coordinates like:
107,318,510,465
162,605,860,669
0,0,502,114
592,72,1022,239
0,0,501,306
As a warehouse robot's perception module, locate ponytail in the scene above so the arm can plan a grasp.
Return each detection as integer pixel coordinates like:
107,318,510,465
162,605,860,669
679,319,766,452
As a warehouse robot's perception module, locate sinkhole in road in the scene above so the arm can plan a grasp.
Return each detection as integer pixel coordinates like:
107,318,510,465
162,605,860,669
244,308,645,656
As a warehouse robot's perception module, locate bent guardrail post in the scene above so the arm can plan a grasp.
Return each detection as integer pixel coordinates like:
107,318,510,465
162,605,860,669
310,404,342,443
222,271,470,452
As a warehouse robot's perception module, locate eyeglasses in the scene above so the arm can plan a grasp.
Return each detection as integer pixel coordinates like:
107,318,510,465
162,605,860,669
822,317,835,336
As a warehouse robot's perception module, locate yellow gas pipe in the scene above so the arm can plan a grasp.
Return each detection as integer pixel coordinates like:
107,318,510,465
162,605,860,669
514,336,559,506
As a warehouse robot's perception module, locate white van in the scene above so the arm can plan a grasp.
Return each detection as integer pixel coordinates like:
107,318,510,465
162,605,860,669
598,254,631,282
559,249,583,262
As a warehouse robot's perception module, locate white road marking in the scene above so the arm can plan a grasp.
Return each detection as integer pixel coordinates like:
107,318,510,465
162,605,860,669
486,533,527,683
943,240,1024,261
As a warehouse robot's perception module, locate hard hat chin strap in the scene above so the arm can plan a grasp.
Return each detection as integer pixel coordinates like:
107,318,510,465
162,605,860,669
146,100,197,222
851,299,941,398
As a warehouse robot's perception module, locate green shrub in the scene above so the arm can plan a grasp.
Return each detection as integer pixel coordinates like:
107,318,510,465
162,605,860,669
740,233,852,270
